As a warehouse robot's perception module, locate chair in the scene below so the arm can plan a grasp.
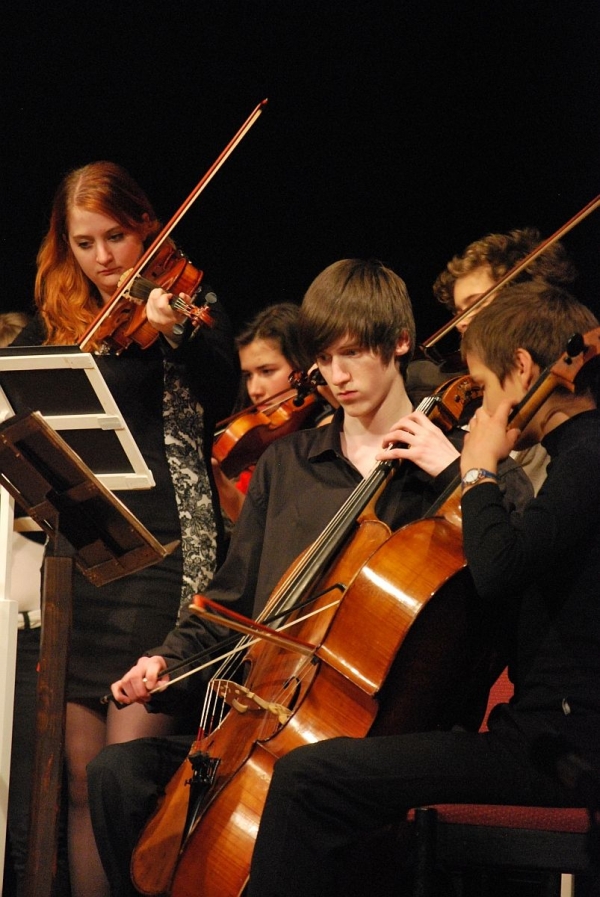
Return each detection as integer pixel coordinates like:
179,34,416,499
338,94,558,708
409,668,597,897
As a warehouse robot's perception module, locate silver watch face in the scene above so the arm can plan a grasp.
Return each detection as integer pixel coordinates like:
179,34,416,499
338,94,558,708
464,469,480,485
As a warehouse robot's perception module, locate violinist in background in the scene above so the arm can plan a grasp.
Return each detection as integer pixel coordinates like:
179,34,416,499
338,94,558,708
212,302,334,523
11,161,237,897
248,282,600,897
407,226,577,405
406,226,578,494
87,258,531,897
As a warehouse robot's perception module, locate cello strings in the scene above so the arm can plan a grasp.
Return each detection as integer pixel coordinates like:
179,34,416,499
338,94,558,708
184,599,342,735
252,386,450,629
189,388,455,729
198,599,342,734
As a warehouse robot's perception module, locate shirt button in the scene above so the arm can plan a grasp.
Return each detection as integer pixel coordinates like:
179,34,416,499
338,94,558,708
561,698,571,715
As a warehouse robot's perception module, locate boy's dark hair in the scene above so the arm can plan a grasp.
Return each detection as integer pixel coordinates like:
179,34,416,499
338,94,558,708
298,259,416,376
461,282,599,392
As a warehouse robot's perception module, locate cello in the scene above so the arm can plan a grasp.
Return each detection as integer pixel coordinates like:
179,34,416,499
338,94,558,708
131,329,600,896
129,374,484,896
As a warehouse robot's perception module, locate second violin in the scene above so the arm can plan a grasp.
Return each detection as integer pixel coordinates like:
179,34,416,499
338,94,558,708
213,370,324,479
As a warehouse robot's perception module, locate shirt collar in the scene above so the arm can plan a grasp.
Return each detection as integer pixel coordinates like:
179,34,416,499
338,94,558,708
307,407,346,462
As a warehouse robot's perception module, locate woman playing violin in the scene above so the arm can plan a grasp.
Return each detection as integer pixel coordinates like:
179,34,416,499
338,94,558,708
212,302,333,522
248,282,600,897
12,161,237,897
86,258,531,896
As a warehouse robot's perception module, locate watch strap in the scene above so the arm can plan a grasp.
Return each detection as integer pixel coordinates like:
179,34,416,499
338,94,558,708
461,468,499,491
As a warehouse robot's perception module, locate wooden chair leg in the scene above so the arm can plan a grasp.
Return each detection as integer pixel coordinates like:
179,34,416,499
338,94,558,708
413,807,438,897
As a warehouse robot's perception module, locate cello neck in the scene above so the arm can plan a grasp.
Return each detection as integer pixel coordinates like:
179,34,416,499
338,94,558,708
263,377,480,623
265,459,395,624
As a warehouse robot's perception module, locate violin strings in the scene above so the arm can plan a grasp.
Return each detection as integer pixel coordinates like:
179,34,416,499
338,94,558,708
215,385,297,431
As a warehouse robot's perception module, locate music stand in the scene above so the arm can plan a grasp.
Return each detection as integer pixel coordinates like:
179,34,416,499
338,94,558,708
0,347,174,897
0,411,178,897
0,345,155,491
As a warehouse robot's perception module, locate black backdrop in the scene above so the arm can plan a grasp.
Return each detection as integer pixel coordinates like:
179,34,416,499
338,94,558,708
2,0,599,341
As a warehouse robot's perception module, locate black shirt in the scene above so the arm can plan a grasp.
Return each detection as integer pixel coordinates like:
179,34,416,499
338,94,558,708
463,410,600,763
148,408,532,712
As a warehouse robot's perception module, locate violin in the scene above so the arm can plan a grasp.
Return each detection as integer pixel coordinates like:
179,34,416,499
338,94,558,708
212,369,327,479
78,100,268,354
79,241,215,355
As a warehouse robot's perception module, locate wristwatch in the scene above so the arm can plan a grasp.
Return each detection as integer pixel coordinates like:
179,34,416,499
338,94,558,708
461,468,499,490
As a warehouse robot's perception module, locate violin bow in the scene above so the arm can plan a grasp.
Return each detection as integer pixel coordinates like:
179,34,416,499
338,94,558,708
79,99,268,352
421,193,600,355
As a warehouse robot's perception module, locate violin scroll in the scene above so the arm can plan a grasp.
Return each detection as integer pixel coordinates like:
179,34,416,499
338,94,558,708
171,291,217,333
417,374,483,432
289,367,326,406
509,325,600,432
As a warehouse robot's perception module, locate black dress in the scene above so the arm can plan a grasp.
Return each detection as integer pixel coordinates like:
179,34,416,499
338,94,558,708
12,297,236,701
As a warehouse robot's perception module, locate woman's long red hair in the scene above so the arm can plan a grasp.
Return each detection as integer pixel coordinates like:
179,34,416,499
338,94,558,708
35,161,161,345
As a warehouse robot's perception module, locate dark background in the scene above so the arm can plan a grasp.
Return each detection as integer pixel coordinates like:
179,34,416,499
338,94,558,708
2,0,599,343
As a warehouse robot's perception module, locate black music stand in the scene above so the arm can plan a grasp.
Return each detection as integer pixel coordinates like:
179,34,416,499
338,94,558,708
0,411,177,897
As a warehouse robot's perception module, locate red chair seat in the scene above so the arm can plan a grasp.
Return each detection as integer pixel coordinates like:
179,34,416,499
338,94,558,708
408,670,596,894
427,804,589,831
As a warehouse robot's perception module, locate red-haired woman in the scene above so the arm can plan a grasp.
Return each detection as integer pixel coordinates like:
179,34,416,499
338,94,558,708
13,161,237,896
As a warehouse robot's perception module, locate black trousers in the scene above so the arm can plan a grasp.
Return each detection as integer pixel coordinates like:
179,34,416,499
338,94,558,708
87,721,586,897
87,735,192,897
247,724,582,897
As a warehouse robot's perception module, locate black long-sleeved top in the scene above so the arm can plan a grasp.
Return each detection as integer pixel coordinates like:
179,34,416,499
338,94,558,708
9,295,237,697
462,409,600,765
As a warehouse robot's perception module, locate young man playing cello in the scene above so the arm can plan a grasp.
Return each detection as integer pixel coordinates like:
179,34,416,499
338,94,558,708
247,281,600,896
87,259,531,896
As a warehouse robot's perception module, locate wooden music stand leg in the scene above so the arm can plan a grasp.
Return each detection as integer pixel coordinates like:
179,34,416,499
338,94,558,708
23,531,73,897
